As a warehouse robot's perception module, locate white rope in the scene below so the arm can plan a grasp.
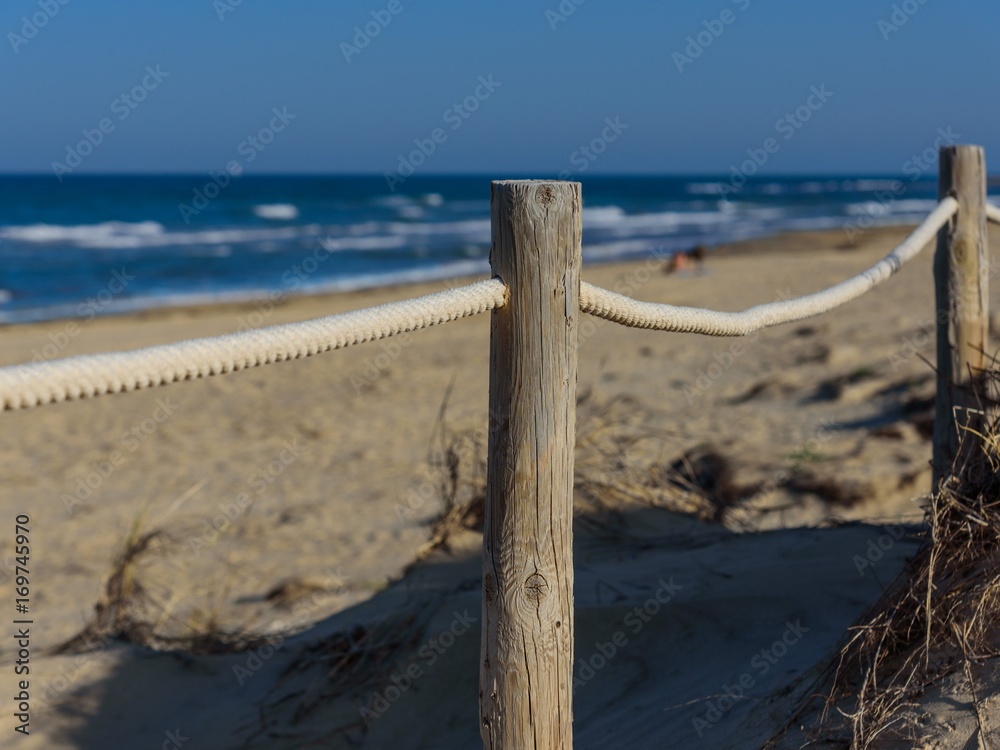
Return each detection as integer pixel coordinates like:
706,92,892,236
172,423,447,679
580,196,958,337
0,197,968,410
987,203,1000,225
0,279,507,411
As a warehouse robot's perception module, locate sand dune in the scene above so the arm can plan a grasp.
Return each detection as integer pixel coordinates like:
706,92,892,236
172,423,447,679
2,223,999,748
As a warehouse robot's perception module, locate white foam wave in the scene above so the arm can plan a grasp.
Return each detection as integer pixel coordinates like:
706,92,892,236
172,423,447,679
0,221,165,244
396,205,425,219
583,240,667,260
318,235,409,252
845,199,938,217
582,206,628,224
838,179,907,192
759,183,788,195
600,210,737,233
1,223,326,250
253,204,299,220
383,219,491,237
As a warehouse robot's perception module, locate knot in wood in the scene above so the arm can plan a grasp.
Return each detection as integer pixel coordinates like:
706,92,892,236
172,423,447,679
535,186,556,207
523,573,549,603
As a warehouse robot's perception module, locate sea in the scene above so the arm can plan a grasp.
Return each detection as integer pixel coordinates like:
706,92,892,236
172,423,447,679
1,174,997,324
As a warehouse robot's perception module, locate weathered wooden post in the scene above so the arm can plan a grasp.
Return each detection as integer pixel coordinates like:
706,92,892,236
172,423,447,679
933,145,989,486
481,180,581,748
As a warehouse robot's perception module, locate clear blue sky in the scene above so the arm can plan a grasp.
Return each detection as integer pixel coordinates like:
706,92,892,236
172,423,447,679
2,0,997,175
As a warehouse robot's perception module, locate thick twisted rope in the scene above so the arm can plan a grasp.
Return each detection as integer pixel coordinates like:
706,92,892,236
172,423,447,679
580,197,958,337
0,279,507,411
0,198,968,411
987,203,1000,225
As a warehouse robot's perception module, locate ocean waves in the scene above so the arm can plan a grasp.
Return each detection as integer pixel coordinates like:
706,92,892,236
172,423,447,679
0,174,987,323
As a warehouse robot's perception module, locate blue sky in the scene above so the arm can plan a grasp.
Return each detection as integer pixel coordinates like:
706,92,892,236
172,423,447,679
2,0,997,175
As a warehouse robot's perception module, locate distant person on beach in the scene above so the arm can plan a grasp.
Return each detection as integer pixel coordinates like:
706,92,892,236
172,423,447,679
665,244,707,276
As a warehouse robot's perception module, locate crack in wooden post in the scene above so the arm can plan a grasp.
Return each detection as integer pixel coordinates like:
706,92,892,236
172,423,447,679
481,180,580,749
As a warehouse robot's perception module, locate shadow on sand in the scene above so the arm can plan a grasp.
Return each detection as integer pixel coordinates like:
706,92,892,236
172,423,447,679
46,506,920,750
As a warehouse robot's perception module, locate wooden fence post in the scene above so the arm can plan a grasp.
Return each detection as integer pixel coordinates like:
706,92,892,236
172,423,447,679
933,145,988,487
481,180,581,749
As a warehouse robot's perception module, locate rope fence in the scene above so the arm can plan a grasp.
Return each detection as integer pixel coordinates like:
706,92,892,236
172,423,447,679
0,146,994,749
0,195,964,410
987,201,1000,225
0,279,506,410
581,196,957,336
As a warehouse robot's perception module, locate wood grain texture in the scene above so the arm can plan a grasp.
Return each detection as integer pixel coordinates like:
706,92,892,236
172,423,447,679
933,145,989,485
481,180,581,749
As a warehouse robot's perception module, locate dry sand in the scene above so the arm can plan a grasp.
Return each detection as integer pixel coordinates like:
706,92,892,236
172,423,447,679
1,222,999,748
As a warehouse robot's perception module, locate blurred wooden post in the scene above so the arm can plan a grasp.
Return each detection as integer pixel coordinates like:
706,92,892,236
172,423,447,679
933,145,988,487
482,180,580,749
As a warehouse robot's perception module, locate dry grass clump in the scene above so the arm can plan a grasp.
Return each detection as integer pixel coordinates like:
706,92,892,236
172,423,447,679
780,367,1000,748
413,382,489,558
54,513,264,656
416,386,719,559
573,391,718,521
787,473,868,508
248,615,425,746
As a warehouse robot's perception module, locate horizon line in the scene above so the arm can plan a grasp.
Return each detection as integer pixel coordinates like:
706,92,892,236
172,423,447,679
1,171,991,180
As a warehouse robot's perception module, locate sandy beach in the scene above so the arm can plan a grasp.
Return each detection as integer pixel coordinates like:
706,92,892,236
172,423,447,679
3,222,1000,749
